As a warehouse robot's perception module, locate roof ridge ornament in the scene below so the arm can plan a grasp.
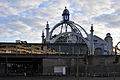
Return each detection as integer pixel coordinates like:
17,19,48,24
90,24,94,32
65,6,67,9
47,21,48,24
62,7,69,21
91,24,93,27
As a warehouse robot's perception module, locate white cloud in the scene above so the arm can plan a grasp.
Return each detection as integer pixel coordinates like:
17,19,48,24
70,0,115,19
0,0,47,16
0,0,120,46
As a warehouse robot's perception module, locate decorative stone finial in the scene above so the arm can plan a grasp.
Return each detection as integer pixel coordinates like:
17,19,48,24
47,21,48,24
91,24,93,27
42,30,44,33
90,24,94,32
65,6,67,9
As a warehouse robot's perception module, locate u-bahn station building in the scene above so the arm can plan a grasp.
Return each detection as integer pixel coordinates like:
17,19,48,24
0,7,120,77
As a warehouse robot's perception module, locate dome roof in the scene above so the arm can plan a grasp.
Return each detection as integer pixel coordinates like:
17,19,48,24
106,33,111,37
62,7,70,16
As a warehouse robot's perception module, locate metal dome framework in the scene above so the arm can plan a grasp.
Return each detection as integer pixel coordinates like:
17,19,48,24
48,20,91,52
43,7,94,54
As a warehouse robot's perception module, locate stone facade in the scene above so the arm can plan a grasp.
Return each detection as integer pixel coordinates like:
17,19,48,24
42,55,120,76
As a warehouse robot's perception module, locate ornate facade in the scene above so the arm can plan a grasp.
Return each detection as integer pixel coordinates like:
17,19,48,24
0,7,119,77
42,7,113,55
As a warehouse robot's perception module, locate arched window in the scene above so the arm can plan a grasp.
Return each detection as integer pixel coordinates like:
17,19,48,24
95,48,102,55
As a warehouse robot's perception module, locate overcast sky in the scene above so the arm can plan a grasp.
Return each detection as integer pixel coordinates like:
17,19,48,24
0,0,120,46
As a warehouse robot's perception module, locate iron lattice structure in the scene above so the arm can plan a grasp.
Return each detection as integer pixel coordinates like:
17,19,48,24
47,20,91,54
43,7,94,55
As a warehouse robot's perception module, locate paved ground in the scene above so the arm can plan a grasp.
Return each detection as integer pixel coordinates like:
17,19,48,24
0,76,120,80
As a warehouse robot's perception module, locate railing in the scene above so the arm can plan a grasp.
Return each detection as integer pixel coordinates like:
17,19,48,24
0,43,88,55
